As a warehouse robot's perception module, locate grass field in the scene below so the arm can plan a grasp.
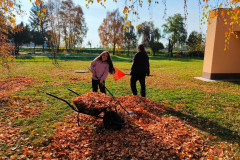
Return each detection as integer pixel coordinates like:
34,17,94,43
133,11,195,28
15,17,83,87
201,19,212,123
0,55,239,159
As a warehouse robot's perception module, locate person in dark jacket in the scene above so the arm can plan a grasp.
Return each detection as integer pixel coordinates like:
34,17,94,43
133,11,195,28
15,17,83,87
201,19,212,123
130,44,150,97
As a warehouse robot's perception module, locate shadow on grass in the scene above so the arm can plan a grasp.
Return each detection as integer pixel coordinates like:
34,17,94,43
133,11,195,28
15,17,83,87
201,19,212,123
149,56,203,62
54,55,132,62
230,81,240,85
15,54,203,63
165,108,240,145
15,55,35,60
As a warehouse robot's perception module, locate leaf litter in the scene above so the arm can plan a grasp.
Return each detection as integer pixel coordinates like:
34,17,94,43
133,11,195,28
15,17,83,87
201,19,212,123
0,78,235,159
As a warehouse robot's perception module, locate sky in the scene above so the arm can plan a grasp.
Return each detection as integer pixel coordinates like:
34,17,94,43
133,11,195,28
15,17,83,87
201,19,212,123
16,0,208,48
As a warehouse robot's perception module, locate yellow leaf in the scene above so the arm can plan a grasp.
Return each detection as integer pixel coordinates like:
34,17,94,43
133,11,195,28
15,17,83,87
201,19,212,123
136,25,138,30
123,25,126,30
36,0,42,5
123,6,128,14
30,129,36,135
37,11,40,16
0,1,2,7
219,3,222,8
205,4,208,9
4,6,8,12
126,21,129,26
86,4,88,7
8,1,13,8
42,8,46,13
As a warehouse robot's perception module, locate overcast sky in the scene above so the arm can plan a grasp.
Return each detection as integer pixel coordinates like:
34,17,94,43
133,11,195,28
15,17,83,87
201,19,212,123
16,0,208,48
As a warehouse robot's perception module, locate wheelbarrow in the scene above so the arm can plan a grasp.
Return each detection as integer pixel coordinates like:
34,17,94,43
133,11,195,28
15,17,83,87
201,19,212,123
46,88,126,130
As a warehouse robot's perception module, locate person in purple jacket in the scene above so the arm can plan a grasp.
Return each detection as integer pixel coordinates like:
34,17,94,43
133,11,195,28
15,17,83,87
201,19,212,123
90,51,115,93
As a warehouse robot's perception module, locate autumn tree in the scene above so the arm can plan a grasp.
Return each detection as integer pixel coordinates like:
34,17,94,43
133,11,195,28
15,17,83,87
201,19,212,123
123,25,137,56
0,0,18,69
137,21,164,56
29,1,48,52
98,9,125,55
0,0,46,69
59,0,87,51
46,0,61,64
8,22,31,56
162,14,187,57
0,11,14,70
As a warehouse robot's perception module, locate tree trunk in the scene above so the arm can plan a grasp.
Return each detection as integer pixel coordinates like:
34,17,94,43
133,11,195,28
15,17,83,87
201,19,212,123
14,44,20,56
42,43,45,53
34,45,36,54
168,39,173,58
113,43,116,55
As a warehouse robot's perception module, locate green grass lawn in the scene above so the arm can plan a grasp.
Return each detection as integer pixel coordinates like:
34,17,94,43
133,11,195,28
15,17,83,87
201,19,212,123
0,55,239,158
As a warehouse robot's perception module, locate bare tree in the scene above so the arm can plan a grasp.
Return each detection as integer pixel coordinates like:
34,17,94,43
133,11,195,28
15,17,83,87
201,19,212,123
46,0,61,64
59,0,87,52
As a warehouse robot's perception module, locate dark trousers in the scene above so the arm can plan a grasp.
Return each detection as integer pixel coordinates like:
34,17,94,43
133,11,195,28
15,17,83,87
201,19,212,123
130,75,146,97
92,79,106,94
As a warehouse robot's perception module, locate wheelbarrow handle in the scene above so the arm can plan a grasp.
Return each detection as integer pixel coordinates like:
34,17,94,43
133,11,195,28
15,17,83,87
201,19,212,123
46,92,78,112
67,88,80,96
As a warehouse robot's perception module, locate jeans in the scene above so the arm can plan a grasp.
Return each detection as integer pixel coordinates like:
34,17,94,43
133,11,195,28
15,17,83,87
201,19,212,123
92,79,106,94
130,75,146,97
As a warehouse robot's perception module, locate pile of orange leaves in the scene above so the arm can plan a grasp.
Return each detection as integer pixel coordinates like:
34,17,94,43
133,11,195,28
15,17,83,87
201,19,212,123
15,93,225,159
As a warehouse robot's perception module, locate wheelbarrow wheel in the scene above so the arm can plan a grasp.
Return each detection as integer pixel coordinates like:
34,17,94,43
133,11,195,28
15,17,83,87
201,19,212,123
103,111,125,130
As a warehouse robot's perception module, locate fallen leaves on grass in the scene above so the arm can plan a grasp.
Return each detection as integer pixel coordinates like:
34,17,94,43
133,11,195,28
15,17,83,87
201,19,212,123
1,91,236,159
0,96,46,120
13,94,228,159
0,76,46,159
0,76,34,98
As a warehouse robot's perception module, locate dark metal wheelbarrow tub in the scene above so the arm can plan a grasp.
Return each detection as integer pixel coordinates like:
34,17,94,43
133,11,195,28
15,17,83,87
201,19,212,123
46,88,126,130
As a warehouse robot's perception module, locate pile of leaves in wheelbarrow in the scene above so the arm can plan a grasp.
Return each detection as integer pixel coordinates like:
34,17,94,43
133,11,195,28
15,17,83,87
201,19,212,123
18,93,227,159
